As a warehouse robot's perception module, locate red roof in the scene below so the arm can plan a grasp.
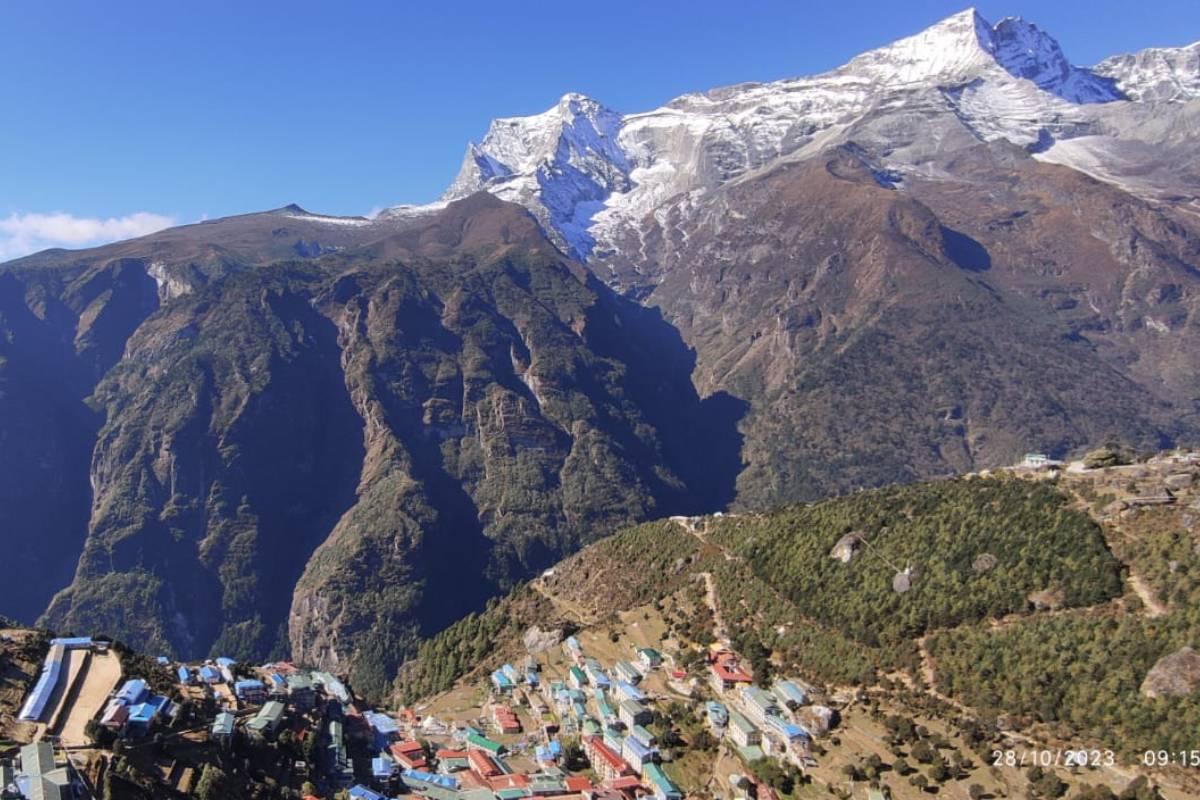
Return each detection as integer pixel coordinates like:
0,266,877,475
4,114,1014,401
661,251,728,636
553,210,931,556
469,750,503,778
487,774,532,792
585,737,630,774
669,669,687,680
711,660,752,683
564,777,593,793
603,776,643,790
437,749,468,759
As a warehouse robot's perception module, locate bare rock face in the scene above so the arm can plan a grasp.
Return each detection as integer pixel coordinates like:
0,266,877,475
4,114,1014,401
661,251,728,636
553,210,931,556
1028,588,1065,611
1141,647,1200,698
830,532,868,563
522,626,563,654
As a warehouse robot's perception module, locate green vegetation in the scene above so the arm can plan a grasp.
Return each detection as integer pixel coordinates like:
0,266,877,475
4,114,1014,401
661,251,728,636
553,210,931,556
711,478,1123,648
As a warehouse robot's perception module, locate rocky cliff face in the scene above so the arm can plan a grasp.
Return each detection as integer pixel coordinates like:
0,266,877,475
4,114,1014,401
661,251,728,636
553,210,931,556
6,196,736,696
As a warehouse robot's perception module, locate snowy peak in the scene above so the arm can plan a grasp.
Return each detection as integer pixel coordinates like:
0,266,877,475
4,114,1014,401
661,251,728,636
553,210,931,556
989,16,1122,103
1095,42,1200,102
443,92,626,201
843,8,1119,103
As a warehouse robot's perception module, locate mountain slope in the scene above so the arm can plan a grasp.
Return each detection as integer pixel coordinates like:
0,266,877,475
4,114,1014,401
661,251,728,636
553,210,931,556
3,196,739,697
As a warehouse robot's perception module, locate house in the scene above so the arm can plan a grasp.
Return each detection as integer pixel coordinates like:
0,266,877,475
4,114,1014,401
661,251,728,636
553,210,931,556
328,720,353,788
348,786,389,800
1020,452,1061,468
741,686,779,725
634,648,662,670
771,680,807,709
365,710,401,744
402,769,461,800
617,699,650,728
629,725,656,748
115,679,148,706
126,695,170,737
727,709,760,748
436,749,470,773
464,732,506,757
176,665,194,685
18,742,72,800
287,673,315,710
216,657,237,684
492,704,521,734
568,666,588,690
613,661,642,685
235,679,267,704
534,740,562,765
312,671,351,704
390,740,428,771
468,750,503,779
612,681,645,704
643,764,682,800
710,654,752,691
492,669,515,694
100,699,129,730
198,665,221,684
246,700,286,741
212,711,236,749
267,673,288,696
583,736,631,781
371,754,396,781
527,772,566,796
594,696,615,724
705,701,728,729
765,714,807,744
563,637,583,661
621,736,656,773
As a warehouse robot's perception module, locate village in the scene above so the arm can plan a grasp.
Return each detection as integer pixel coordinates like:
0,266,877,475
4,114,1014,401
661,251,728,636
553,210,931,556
2,615,837,800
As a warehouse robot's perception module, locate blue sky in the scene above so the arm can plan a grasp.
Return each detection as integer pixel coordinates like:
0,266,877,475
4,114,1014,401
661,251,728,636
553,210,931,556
0,0,1196,257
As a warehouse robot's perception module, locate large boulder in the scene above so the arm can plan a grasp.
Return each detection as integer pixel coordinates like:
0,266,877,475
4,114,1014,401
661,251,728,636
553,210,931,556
1141,647,1200,698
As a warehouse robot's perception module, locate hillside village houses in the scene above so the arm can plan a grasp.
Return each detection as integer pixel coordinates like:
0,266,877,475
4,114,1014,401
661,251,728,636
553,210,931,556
12,600,828,800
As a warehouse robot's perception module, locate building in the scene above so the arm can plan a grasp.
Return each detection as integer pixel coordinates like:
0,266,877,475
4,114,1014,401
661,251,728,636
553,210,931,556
287,673,315,710
629,725,656,748
212,711,236,749
563,636,583,660
246,700,286,741
464,732,506,757
348,786,389,800
492,704,521,734
312,671,351,704
177,665,194,685
612,661,642,685
771,680,807,709
644,764,682,800
705,701,728,729
634,648,662,670
726,709,760,748
741,686,779,725
198,665,221,684
612,681,645,704
402,769,461,800
115,679,148,706
235,679,267,704
617,700,650,729
267,673,288,696
491,669,515,694
468,750,503,779
710,654,753,691
328,720,354,788
621,736,656,773
583,736,630,781
390,740,428,771
18,742,72,800
568,666,588,690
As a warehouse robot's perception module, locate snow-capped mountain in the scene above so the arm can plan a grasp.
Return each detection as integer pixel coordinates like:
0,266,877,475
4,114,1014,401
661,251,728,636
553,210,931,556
417,8,1199,268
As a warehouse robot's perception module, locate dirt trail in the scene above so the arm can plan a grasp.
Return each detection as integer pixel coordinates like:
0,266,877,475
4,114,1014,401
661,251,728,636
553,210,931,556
1128,572,1168,617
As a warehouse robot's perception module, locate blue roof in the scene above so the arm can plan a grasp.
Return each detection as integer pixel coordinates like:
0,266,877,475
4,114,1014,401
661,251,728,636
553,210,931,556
773,680,807,703
624,736,653,759
177,666,191,681
116,679,148,705
235,679,265,696
269,673,287,688
491,670,514,687
212,711,235,735
615,680,645,702
156,656,169,665
199,666,220,681
372,756,394,778
365,710,400,735
215,657,236,667
348,787,388,800
128,702,157,724
402,769,459,790
50,637,93,648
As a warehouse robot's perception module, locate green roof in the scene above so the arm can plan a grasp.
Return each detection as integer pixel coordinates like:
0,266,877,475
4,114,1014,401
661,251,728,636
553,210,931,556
736,744,765,763
727,709,757,734
465,731,505,754
644,763,681,797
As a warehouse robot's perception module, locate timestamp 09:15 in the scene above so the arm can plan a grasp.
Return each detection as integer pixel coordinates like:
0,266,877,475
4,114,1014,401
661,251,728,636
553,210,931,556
1142,750,1200,767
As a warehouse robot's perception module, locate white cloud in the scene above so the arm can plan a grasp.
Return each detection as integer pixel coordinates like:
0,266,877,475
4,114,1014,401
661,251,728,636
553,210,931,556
0,210,176,261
